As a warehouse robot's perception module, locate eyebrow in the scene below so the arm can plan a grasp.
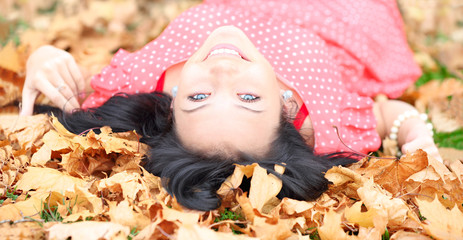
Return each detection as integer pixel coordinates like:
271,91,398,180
181,104,264,114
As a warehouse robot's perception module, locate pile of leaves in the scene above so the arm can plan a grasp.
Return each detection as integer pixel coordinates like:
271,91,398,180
0,0,463,239
0,114,462,239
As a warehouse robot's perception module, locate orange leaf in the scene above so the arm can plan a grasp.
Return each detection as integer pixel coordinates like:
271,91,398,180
355,150,428,195
0,42,22,72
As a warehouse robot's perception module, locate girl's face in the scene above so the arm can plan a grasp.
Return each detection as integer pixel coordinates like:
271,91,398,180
173,26,282,157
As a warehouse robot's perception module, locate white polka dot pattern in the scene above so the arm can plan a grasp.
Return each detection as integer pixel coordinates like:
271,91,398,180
82,0,421,155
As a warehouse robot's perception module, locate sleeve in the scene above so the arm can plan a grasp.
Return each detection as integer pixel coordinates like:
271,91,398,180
337,92,381,154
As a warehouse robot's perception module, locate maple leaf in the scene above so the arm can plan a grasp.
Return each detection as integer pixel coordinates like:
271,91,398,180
0,42,23,72
318,209,355,240
389,230,434,240
46,221,130,240
176,223,258,240
16,167,86,193
247,163,284,213
0,192,46,221
355,150,428,195
107,199,151,229
415,196,463,240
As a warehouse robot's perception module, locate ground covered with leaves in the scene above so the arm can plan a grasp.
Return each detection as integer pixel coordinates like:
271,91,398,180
0,0,463,239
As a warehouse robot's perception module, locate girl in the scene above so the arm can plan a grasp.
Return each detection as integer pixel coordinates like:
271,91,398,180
20,0,441,210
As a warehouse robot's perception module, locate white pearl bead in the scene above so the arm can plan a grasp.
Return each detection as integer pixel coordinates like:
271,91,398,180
398,115,405,121
420,113,428,121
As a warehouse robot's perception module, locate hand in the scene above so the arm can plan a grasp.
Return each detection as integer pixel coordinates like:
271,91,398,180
401,125,443,163
20,45,85,115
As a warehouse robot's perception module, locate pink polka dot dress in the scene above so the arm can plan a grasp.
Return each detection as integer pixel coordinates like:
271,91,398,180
82,0,421,155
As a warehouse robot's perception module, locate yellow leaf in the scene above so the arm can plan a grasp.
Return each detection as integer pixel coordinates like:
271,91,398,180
107,200,150,229
217,165,245,197
50,116,76,138
318,209,353,240
46,221,130,240
30,144,52,166
249,164,283,212
0,193,46,221
16,167,86,193
416,196,463,240
96,172,149,201
344,201,376,228
357,179,409,227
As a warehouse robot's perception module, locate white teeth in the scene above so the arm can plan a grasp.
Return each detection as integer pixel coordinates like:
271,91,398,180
209,48,241,57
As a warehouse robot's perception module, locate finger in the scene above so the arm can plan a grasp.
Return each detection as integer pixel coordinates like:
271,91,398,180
20,86,40,116
44,69,81,109
65,57,85,97
35,73,80,112
56,60,79,96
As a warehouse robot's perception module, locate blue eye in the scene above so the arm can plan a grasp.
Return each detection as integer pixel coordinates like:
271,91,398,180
238,94,260,102
188,93,210,101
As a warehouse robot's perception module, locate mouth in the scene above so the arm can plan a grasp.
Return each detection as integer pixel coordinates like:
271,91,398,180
204,44,250,61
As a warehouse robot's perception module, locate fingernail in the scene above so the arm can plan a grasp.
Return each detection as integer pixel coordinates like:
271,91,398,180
79,92,86,99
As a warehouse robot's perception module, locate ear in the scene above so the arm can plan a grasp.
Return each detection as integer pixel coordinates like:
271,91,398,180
280,89,298,121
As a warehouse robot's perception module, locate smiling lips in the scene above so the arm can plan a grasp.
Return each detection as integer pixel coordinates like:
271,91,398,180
205,44,249,61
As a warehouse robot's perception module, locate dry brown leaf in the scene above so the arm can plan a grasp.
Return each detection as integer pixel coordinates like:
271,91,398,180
177,223,258,240
250,216,296,240
440,148,463,165
355,150,428,195
357,179,409,227
107,200,150,229
96,171,150,202
248,163,283,212
415,79,463,112
416,196,463,240
278,198,315,216
448,158,463,184
0,114,51,150
0,80,20,107
0,192,49,221
318,209,355,240
161,207,201,226
0,42,23,72
390,230,434,240
217,164,246,198
0,222,45,239
16,167,86,193
46,221,130,240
